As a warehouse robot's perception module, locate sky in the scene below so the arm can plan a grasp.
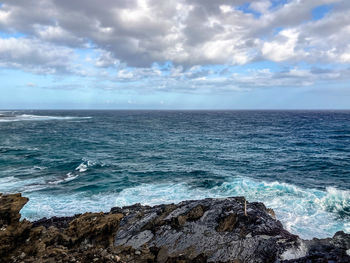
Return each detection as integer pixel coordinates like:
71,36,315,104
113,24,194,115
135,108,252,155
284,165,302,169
0,0,350,109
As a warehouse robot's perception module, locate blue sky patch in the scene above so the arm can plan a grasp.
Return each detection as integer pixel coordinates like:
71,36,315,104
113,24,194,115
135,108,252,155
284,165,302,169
312,4,334,20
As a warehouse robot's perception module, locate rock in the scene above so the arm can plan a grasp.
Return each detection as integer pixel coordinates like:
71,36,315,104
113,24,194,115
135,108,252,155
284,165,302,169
0,193,32,259
32,215,79,229
216,213,238,232
0,192,349,263
64,212,123,247
114,197,301,262
284,231,350,262
156,246,168,263
0,193,29,225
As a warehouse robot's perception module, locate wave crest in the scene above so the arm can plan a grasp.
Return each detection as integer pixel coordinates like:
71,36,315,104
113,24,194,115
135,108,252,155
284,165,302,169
316,187,350,217
112,177,350,239
0,113,91,122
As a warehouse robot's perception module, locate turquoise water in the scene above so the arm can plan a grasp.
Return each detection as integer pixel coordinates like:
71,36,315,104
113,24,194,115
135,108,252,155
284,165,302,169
0,110,349,239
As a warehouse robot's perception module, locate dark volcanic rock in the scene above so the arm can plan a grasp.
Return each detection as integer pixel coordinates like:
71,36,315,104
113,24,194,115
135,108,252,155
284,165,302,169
113,197,303,262
32,215,80,229
285,231,350,263
0,193,349,263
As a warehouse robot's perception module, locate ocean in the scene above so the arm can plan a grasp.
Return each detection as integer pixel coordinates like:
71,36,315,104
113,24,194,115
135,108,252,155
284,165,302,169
0,110,349,239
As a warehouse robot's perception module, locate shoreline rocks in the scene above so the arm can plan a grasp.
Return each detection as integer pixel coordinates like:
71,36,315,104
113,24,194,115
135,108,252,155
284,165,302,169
0,193,349,262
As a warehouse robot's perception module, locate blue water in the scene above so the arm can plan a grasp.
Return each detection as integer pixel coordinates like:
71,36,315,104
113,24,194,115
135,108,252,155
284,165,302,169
0,110,349,239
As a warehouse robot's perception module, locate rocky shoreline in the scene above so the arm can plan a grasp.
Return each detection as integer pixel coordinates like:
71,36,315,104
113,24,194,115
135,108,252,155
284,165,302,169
0,193,349,263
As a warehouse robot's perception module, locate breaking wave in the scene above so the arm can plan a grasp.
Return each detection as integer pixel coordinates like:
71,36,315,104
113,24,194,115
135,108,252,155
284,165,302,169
0,113,91,122
17,176,350,239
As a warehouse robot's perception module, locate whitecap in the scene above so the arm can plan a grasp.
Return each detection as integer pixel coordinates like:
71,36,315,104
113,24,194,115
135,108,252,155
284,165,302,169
47,171,81,185
46,160,97,185
0,114,91,122
75,163,88,172
0,176,47,194
315,187,350,216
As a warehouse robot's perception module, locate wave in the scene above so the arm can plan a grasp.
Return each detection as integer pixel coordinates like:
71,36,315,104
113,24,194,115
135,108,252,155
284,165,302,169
0,175,47,193
316,187,350,218
18,176,350,239
0,114,91,122
0,160,98,193
47,160,94,185
48,172,80,185
110,178,350,239
47,160,101,185
75,160,97,172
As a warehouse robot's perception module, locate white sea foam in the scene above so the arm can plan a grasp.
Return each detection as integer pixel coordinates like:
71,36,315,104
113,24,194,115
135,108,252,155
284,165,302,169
0,176,19,193
0,175,46,193
75,163,88,172
315,187,350,215
110,178,350,238
110,179,350,239
21,192,117,221
75,160,96,172
0,114,91,122
12,176,350,239
47,160,96,185
0,160,95,192
48,172,80,185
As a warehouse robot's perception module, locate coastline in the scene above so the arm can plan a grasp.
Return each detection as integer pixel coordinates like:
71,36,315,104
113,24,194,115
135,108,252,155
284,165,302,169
1,193,349,263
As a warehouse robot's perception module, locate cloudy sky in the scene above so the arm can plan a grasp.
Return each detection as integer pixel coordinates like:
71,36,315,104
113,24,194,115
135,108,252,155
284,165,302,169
1,0,350,109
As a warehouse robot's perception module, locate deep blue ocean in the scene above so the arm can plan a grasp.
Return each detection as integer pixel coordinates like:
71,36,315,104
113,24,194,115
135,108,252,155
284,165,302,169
0,110,349,239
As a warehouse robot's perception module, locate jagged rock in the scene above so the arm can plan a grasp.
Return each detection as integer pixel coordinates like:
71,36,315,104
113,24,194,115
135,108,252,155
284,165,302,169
0,193,124,263
0,193,349,263
285,231,350,263
0,193,32,259
32,215,79,229
64,212,123,247
0,193,29,225
114,197,302,262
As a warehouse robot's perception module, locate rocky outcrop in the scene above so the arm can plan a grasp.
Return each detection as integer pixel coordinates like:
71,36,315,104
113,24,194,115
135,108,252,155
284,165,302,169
0,193,123,263
113,197,302,262
0,193,349,263
0,193,32,259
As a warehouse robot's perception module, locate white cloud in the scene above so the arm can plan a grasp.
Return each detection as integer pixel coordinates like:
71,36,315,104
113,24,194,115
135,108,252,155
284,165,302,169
1,0,347,68
117,69,134,79
0,0,349,93
261,29,306,62
0,37,76,74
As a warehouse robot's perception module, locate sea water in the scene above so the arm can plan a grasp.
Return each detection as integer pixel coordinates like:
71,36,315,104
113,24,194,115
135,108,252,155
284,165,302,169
0,110,349,239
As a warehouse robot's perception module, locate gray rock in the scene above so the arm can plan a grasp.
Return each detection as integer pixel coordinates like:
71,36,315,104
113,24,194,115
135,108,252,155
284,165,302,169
284,231,350,263
113,197,303,262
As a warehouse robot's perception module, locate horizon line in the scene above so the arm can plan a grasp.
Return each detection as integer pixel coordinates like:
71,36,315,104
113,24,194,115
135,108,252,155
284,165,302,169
1,108,350,111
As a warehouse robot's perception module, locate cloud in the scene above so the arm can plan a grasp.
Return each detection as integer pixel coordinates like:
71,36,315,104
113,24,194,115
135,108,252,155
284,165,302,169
0,37,76,74
0,0,348,69
0,0,349,95
261,29,305,62
250,1,271,14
